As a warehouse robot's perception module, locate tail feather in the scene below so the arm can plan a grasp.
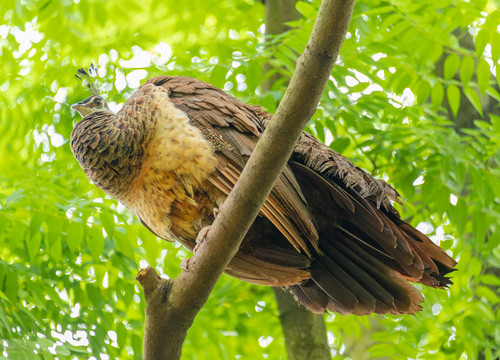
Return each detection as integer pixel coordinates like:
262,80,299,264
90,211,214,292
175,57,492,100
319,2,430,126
320,234,395,308
310,261,359,310
290,281,329,313
315,257,376,314
221,139,456,315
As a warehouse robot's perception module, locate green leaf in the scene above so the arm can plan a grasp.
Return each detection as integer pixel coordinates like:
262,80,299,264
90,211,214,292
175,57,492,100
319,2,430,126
26,232,42,261
368,343,396,358
100,211,115,239
491,31,500,63
314,122,325,143
295,1,316,18
460,56,474,89
431,82,444,109
87,227,104,258
9,221,26,251
47,216,63,261
475,29,490,57
394,72,413,94
210,65,229,88
448,199,467,236
465,87,483,117
66,221,84,253
114,228,134,259
416,80,431,104
481,274,500,287
476,285,500,303
472,211,488,251
477,58,491,96
30,213,44,238
496,65,500,88
453,159,467,192
3,270,18,302
0,290,12,303
486,172,500,197
486,86,500,103
361,6,394,15
444,53,460,80
246,62,262,93
329,136,350,153
446,84,460,117
50,240,62,262
47,216,63,243
141,227,161,265
469,167,488,207
0,214,9,239
349,81,370,93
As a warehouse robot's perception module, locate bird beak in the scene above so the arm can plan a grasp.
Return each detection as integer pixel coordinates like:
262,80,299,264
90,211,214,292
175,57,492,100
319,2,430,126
71,101,93,118
71,102,84,111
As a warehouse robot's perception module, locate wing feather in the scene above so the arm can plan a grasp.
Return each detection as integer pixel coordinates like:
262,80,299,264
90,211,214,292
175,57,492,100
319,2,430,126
147,75,320,258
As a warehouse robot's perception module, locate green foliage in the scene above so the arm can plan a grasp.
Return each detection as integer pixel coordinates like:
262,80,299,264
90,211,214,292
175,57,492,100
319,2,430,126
1,0,499,359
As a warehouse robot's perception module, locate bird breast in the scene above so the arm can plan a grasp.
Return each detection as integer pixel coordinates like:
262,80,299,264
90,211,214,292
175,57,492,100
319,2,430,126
120,90,220,242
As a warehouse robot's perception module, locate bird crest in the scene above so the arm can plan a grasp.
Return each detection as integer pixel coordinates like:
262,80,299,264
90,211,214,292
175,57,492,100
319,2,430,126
75,64,100,96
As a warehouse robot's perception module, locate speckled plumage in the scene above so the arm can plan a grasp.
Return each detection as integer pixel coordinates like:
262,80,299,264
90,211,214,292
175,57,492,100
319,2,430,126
71,75,456,315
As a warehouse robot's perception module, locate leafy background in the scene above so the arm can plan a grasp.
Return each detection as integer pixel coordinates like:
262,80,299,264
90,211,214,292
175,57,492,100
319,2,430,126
1,0,499,358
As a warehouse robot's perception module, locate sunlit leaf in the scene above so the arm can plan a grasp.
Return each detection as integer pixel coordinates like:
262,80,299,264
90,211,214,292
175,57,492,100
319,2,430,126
66,221,84,253
491,32,500,63
460,56,474,89
431,82,444,110
416,80,431,104
87,227,104,258
26,232,42,261
464,87,483,117
496,65,500,88
475,29,490,57
477,58,491,96
444,53,460,80
295,1,316,18
446,84,460,117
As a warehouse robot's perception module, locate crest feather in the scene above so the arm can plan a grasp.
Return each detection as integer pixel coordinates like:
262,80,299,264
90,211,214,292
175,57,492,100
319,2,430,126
75,64,100,96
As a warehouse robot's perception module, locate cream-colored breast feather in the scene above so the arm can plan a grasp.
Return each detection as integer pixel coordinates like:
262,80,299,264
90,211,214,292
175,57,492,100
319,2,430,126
121,87,219,242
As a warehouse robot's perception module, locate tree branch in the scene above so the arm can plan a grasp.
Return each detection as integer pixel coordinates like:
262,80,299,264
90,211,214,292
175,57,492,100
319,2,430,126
262,1,331,359
138,0,356,358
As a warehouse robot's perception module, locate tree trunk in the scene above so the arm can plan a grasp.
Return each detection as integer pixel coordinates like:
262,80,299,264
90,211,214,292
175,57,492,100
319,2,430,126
263,1,331,359
263,0,301,92
274,288,331,360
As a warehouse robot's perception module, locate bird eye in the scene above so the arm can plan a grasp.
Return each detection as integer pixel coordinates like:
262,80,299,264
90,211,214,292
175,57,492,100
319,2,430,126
94,97,103,107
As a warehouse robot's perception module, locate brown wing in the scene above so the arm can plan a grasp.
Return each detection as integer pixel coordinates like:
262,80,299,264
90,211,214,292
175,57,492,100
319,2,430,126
144,75,319,256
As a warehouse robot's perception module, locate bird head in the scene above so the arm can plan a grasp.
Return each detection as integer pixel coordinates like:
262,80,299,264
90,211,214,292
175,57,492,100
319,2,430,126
71,95,111,117
72,65,111,118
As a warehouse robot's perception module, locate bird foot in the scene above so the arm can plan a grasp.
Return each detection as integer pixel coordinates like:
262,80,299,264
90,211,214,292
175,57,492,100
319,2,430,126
194,226,211,253
182,208,218,271
192,207,218,252
181,225,211,271
180,258,190,271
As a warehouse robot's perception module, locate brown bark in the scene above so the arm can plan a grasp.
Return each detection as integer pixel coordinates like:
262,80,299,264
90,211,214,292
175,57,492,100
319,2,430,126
138,0,356,358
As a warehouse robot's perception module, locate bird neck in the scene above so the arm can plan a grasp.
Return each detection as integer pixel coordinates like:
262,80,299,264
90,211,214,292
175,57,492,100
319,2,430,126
70,111,152,199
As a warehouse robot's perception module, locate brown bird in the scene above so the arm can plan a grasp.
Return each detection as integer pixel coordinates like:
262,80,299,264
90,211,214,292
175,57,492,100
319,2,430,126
71,69,456,315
